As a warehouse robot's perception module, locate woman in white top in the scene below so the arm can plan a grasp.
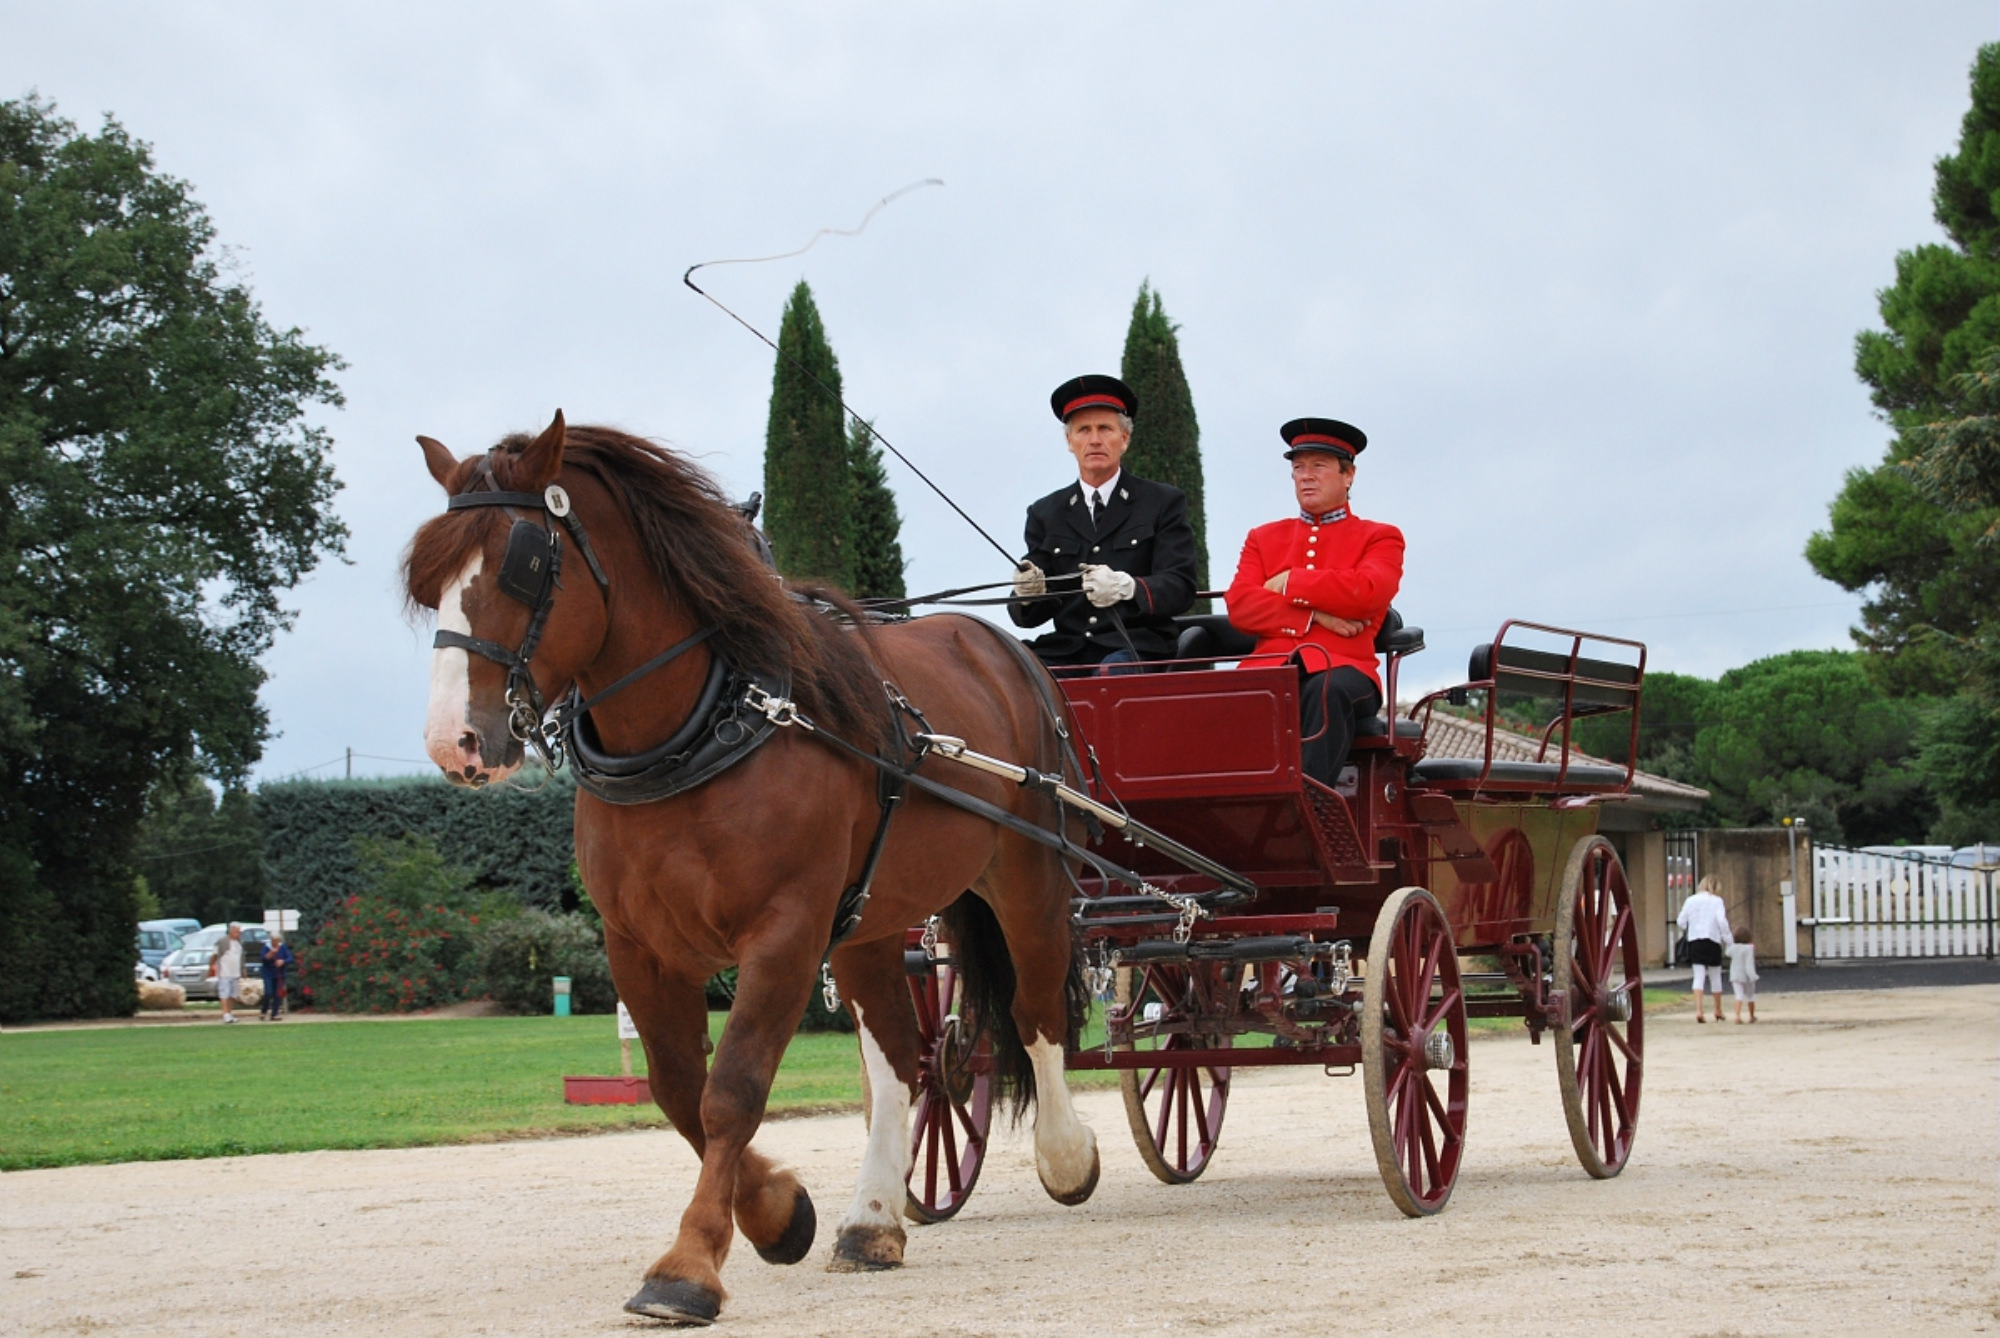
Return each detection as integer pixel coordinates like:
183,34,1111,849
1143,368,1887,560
1676,876,1732,1023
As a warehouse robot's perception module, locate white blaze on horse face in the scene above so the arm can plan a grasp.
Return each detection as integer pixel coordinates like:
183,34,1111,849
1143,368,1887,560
1027,1036,1097,1199
424,552,488,778
838,1003,912,1233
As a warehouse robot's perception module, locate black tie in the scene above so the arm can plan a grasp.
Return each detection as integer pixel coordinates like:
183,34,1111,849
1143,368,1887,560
1089,491,1102,528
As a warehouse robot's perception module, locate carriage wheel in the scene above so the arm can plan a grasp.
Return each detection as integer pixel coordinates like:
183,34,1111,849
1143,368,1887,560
1362,887,1469,1217
1553,836,1644,1179
903,950,993,1223
1113,961,1232,1184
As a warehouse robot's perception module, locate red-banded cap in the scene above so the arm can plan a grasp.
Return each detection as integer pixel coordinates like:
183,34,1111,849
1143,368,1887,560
1051,374,1139,423
1281,417,1367,461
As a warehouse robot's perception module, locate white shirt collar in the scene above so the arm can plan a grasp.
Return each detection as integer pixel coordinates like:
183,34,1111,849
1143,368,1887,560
1081,468,1122,507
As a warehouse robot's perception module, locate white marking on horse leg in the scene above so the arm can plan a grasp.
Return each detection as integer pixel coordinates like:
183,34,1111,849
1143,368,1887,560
1027,1036,1098,1199
424,552,483,775
837,1002,911,1232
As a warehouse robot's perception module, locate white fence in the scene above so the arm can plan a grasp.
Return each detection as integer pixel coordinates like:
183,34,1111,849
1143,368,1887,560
1811,846,1998,959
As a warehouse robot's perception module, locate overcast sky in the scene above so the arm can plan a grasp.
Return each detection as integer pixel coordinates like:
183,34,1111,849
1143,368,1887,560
7,3,1996,783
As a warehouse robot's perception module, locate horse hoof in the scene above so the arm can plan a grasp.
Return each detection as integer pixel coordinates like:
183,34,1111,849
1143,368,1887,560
624,1276,722,1326
754,1186,817,1266
1045,1145,1100,1207
826,1223,906,1272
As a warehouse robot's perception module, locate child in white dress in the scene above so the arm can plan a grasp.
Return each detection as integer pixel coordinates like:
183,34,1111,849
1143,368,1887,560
1725,926,1758,1023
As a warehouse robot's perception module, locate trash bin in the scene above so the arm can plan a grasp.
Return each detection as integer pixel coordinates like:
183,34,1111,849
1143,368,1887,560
552,975,572,1018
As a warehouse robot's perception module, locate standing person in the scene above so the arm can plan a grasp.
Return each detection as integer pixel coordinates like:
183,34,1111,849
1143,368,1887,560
259,933,297,1021
1676,876,1733,1023
208,922,245,1024
1726,926,1759,1024
1010,375,1199,668
1225,419,1404,787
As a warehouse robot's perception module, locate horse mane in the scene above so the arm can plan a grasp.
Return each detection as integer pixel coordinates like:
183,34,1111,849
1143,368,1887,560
402,424,888,745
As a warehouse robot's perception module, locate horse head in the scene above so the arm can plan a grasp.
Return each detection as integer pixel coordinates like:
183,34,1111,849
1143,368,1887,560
406,411,609,787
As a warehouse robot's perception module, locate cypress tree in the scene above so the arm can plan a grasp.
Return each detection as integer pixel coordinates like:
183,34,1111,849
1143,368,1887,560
763,281,853,587
1120,282,1209,596
847,418,907,600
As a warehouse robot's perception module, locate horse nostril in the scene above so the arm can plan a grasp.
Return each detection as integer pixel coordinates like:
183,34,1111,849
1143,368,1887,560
458,730,478,757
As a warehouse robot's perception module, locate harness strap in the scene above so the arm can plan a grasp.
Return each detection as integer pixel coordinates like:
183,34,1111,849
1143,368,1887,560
433,628,527,669
572,625,718,716
447,490,545,511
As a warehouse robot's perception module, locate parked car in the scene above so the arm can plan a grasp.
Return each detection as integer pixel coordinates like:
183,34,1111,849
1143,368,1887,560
136,926,185,970
1952,843,1999,868
161,924,273,1001
143,917,202,938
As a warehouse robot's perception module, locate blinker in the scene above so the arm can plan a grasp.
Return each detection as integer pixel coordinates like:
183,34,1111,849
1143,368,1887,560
498,520,555,606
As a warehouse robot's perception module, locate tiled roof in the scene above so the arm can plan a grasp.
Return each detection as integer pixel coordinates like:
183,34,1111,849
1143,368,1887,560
1419,711,1709,809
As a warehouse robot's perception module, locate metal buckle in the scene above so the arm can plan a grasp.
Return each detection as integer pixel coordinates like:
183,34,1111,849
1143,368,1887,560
744,684,801,728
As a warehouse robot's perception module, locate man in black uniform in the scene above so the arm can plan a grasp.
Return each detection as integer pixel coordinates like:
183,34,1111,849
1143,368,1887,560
1010,374,1199,667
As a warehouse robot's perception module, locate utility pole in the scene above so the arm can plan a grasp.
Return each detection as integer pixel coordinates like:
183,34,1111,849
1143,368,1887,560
346,747,352,780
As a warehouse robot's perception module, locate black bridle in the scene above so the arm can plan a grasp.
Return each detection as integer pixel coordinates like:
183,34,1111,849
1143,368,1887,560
430,456,615,775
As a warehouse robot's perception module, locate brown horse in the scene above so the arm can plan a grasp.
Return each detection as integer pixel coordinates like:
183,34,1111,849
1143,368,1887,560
404,413,1099,1325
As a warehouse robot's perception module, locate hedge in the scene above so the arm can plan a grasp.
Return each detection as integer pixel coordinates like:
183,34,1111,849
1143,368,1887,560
256,775,577,938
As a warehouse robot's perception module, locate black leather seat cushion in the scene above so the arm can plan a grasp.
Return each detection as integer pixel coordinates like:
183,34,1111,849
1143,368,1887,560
1409,758,1627,787
1355,715,1424,740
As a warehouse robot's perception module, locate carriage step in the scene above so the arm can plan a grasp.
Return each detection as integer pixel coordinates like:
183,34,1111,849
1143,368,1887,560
1112,935,1319,966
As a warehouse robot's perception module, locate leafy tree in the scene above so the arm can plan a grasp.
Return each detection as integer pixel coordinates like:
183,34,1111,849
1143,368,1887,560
1119,282,1209,593
847,417,906,600
0,96,345,1022
763,281,852,587
1808,45,2000,688
1692,651,1935,844
130,773,267,927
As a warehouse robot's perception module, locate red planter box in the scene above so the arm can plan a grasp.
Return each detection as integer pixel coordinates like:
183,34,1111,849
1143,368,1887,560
562,1074,653,1105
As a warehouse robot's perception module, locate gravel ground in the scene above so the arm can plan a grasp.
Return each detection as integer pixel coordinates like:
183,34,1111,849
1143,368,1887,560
3,984,1994,1336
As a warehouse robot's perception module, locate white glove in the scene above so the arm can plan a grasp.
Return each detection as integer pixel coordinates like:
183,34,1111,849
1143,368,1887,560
1012,561,1047,598
1081,564,1136,608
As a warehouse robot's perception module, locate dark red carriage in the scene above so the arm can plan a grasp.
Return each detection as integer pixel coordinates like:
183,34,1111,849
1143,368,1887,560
901,613,1648,1219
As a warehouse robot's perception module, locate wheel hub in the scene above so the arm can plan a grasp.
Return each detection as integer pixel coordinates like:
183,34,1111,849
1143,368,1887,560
1422,1028,1455,1071
934,1016,978,1105
1601,986,1632,1023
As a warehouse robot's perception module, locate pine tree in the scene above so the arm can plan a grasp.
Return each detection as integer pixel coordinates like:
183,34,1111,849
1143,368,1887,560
847,418,907,600
763,281,853,587
1120,281,1209,596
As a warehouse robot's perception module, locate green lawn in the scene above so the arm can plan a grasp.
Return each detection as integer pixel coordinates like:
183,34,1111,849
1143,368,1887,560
0,1013,864,1171
2,991,1676,1171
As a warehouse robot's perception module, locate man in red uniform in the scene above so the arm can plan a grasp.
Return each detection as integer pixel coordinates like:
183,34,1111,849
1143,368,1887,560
1226,418,1404,787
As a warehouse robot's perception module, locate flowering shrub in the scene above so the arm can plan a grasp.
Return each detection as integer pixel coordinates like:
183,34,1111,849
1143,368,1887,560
304,895,478,1013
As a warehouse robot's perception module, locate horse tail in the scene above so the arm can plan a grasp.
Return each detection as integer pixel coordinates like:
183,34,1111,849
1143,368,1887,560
941,891,1088,1123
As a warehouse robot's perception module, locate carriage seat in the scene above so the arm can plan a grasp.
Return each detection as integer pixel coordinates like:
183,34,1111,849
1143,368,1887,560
1408,757,1628,788
1356,714,1425,741
1171,606,1426,663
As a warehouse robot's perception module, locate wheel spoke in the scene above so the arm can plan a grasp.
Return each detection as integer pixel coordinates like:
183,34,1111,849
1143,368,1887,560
1595,905,1630,984
1189,1070,1214,1152
1604,1020,1639,1065
1422,985,1462,1033
1416,1087,1442,1191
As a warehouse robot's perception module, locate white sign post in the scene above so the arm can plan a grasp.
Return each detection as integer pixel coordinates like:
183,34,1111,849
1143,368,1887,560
616,1000,638,1076
262,909,299,936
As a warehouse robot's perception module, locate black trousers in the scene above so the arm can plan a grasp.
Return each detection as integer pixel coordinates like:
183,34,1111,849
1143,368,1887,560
1299,666,1382,787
